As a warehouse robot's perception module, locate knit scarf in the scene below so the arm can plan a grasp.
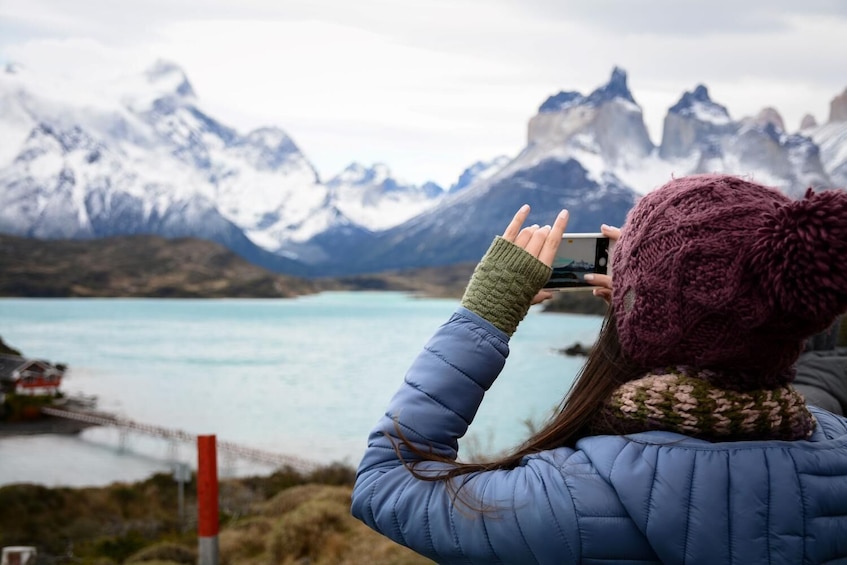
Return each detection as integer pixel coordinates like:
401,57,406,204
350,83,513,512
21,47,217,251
592,367,816,441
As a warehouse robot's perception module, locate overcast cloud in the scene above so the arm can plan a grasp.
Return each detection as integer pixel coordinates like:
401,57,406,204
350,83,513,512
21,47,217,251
1,0,845,186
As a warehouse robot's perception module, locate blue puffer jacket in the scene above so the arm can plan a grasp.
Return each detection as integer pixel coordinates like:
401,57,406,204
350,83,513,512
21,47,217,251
352,308,847,564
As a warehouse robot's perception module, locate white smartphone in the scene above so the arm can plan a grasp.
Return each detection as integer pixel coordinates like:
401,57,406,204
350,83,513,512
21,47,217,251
543,233,614,291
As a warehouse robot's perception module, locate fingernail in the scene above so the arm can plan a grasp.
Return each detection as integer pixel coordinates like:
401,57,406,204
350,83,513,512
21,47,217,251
542,225,551,230
520,204,530,212
530,224,539,228
584,274,595,281
559,210,569,219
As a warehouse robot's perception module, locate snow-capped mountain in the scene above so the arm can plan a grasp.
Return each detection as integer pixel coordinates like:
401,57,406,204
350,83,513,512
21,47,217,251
521,69,833,200
448,156,510,193
310,71,649,275
659,85,735,160
527,67,654,171
325,163,443,231
1,62,845,278
654,84,830,197
0,61,323,254
333,155,638,275
305,68,845,276
0,61,446,267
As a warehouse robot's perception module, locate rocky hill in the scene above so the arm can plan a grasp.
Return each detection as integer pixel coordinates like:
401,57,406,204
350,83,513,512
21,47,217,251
0,234,478,298
0,234,320,298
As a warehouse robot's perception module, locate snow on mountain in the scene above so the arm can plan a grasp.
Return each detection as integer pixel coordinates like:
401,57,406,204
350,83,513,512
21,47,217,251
720,118,830,197
325,156,638,276
448,156,510,193
518,73,837,200
806,121,847,187
658,85,734,161
802,88,847,187
623,83,831,197
309,69,846,276
527,67,654,170
321,80,646,274
0,61,425,261
110,61,329,248
0,60,460,263
325,162,444,231
2,60,846,278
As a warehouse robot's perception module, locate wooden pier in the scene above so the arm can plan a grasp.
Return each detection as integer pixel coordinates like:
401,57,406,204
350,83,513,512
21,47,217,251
41,406,318,473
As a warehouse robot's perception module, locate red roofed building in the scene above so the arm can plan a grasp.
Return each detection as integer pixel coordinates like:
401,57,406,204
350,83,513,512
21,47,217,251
0,355,64,397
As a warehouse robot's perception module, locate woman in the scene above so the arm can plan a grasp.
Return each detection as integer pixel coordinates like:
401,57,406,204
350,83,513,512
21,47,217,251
351,174,847,564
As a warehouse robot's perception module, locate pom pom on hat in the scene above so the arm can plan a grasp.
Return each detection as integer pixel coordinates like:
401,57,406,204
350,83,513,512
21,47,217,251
612,174,847,390
750,188,847,323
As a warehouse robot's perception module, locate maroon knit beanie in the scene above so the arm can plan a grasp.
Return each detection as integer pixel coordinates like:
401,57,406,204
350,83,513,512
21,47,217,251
611,174,847,391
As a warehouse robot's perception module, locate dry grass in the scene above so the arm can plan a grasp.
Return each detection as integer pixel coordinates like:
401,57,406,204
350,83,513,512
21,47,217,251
218,484,433,565
0,468,433,564
218,517,274,564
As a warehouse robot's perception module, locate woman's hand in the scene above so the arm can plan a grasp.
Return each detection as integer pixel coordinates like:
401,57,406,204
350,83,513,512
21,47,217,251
501,205,570,304
587,224,621,303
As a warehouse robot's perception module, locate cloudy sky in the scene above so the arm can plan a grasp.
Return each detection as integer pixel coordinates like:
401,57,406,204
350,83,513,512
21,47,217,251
2,0,846,187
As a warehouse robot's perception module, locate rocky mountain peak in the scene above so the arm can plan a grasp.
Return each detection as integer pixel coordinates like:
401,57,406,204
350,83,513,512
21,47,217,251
419,181,444,198
449,156,510,193
585,66,636,107
538,91,584,113
331,162,391,186
668,84,731,124
800,114,818,130
240,127,305,173
317,162,444,235
659,84,735,160
753,107,786,132
144,59,195,99
830,87,847,123
537,67,635,114
528,67,651,165
246,127,292,148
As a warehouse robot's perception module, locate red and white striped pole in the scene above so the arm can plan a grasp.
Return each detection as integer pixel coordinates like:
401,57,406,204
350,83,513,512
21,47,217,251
197,435,219,565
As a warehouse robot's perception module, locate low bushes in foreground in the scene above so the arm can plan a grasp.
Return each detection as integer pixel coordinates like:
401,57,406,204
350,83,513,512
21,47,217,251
0,463,432,564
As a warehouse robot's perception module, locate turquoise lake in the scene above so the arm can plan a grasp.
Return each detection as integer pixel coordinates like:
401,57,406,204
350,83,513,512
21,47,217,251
0,292,603,486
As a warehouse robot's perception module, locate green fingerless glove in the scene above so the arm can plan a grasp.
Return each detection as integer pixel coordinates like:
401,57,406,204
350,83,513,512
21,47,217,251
460,236,553,337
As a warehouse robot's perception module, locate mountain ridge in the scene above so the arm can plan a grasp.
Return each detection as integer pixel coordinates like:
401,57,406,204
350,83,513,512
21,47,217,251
1,62,845,278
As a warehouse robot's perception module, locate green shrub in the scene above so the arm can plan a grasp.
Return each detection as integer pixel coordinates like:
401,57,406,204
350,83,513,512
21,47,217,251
93,531,148,562
0,464,430,565
306,462,356,485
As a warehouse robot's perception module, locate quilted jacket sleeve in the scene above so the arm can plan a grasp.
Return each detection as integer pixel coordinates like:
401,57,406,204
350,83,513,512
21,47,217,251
352,308,654,564
351,307,585,564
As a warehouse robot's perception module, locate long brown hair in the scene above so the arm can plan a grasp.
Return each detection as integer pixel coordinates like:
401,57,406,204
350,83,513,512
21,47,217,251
394,308,644,484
